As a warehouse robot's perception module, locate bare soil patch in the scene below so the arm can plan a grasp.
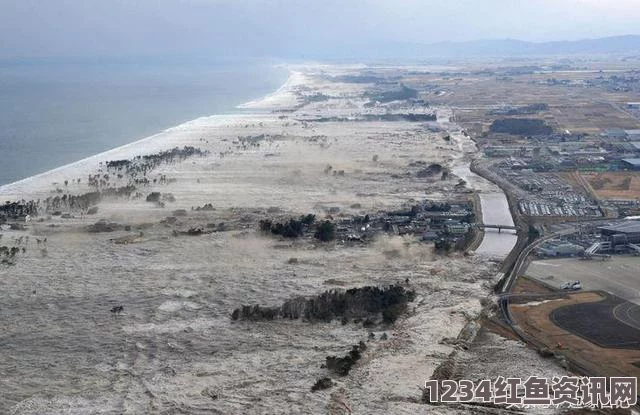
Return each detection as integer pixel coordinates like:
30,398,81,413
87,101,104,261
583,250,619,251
511,291,640,377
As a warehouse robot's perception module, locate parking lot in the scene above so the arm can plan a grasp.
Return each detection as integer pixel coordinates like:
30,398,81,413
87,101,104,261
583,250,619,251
526,256,640,304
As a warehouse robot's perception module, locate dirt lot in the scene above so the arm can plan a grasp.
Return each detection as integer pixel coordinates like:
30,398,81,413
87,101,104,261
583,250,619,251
511,275,556,295
510,290,640,377
580,172,640,200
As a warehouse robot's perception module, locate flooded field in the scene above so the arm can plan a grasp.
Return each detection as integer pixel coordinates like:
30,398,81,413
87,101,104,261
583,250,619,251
0,66,559,414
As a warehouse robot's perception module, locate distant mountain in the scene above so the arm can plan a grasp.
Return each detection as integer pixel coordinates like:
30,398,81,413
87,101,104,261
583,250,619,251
418,35,640,57
320,35,640,60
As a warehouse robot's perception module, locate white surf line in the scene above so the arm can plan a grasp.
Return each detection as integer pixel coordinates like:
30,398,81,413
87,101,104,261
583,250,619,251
0,72,302,196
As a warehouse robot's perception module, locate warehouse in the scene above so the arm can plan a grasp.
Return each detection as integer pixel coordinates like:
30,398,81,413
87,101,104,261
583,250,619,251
598,221,640,245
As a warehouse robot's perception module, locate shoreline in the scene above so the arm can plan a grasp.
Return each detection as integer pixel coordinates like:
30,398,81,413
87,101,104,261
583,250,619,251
0,64,568,414
0,66,519,261
236,70,302,110
0,114,257,198
0,70,297,197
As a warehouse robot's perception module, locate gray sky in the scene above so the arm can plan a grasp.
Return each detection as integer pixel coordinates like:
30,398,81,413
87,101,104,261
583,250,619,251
1,0,639,59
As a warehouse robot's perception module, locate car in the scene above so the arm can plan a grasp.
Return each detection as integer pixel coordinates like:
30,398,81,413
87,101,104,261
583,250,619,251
560,280,582,290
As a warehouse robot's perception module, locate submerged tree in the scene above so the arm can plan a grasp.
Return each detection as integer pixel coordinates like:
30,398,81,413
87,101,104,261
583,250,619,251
314,220,336,242
231,284,415,325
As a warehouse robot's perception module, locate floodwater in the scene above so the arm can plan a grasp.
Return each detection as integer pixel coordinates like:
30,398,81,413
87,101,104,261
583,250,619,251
0,103,502,413
451,160,517,259
476,193,518,259
0,67,525,414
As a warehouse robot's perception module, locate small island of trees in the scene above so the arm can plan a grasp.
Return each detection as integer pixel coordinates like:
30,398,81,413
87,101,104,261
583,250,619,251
259,214,336,242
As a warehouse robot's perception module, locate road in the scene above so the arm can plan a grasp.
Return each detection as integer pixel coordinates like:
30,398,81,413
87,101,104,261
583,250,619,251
501,227,578,295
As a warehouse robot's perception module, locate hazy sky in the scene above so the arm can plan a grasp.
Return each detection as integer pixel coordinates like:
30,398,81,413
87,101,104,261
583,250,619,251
1,0,639,59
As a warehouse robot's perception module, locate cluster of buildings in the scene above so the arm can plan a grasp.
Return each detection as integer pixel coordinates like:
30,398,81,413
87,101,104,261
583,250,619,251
601,128,640,141
536,220,640,258
335,201,475,247
562,76,640,93
481,116,640,219
598,128,640,171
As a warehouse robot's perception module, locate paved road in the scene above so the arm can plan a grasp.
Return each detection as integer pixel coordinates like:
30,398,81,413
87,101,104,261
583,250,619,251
503,228,577,294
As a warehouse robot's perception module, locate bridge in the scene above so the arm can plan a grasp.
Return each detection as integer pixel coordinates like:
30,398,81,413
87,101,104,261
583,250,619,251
474,223,519,233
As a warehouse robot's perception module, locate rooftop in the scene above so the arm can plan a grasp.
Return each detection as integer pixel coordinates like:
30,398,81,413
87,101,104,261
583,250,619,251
622,158,640,166
598,221,640,234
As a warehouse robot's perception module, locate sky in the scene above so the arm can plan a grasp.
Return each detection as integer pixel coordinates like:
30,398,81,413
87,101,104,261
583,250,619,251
1,0,640,60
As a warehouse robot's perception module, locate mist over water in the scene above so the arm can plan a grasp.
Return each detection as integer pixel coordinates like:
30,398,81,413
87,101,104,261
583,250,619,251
0,59,288,185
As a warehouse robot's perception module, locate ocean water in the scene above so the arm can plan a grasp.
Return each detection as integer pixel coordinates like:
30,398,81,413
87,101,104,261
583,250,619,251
0,58,288,185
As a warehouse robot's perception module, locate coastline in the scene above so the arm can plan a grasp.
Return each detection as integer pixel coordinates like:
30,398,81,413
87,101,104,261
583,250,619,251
0,60,292,189
0,66,519,260
0,114,250,197
0,65,561,414
236,70,302,110
0,70,298,199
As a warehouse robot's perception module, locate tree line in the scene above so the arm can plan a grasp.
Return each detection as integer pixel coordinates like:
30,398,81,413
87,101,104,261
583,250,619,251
231,284,415,324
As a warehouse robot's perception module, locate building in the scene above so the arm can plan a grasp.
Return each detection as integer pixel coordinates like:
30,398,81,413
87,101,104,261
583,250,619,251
598,221,640,245
445,221,469,235
602,128,627,139
554,243,585,256
626,130,640,141
622,158,640,170
484,146,517,157
421,231,439,241
537,242,584,257
548,144,607,157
